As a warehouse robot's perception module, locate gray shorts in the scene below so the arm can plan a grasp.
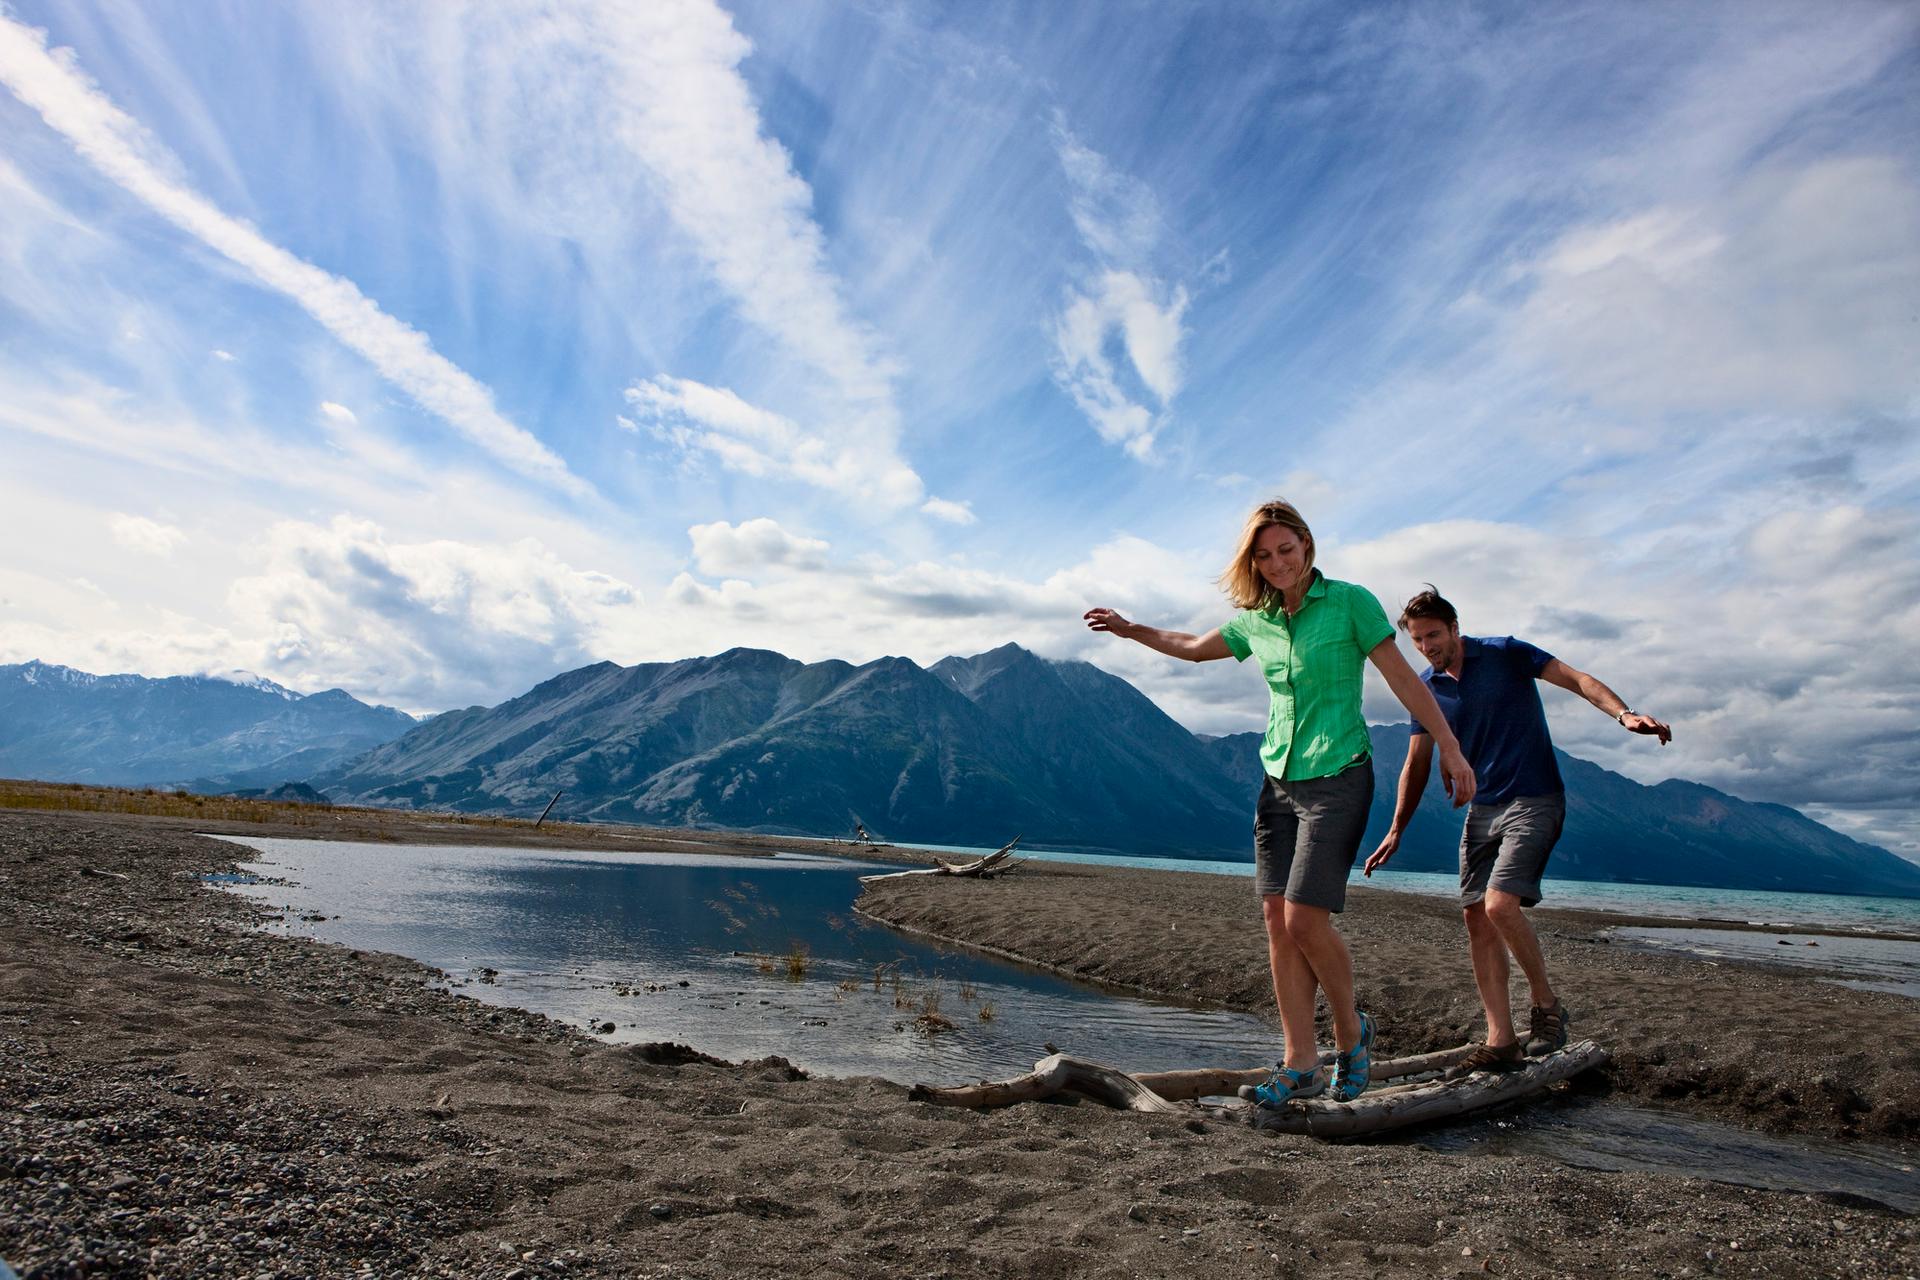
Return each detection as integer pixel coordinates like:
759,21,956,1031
1253,759,1375,912
1459,793,1566,908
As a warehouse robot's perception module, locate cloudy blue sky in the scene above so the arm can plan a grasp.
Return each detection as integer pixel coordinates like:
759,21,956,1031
2,2,1916,857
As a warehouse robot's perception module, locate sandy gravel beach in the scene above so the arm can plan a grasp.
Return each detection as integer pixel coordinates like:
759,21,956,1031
3,805,1917,1279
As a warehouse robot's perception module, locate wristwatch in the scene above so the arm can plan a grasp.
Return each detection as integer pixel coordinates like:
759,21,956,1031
1615,708,1635,725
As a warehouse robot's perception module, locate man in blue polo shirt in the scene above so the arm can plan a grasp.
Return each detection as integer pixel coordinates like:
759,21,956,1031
1364,587,1671,1077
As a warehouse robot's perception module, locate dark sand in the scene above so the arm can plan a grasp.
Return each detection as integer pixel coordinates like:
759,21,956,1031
3,807,1916,1279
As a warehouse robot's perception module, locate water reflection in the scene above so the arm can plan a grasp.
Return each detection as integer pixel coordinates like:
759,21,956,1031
205,835,1284,1082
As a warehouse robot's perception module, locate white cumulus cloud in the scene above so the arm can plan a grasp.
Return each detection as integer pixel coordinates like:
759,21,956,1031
920,497,977,526
227,516,640,710
108,513,186,556
687,517,829,577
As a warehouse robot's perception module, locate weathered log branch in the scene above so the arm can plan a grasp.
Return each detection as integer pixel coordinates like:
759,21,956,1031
1131,1044,1478,1102
1246,1039,1610,1137
910,1040,1608,1138
914,1044,1484,1109
858,837,1022,884
909,1053,1183,1113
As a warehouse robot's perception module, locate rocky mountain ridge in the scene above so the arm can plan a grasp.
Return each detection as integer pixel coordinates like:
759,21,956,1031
313,645,1920,899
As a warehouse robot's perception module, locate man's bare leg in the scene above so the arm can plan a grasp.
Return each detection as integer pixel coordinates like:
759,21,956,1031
1483,887,1554,1010
1462,901,1517,1046
1262,894,1323,1071
1282,901,1361,1051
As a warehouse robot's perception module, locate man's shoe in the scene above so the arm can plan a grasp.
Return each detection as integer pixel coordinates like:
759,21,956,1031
1442,1040,1523,1081
1524,1000,1570,1056
1238,1063,1326,1108
1329,1011,1375,1102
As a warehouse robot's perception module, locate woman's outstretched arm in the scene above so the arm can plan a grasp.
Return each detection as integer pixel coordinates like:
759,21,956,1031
1084,608,1232,663
1367,637,1477,807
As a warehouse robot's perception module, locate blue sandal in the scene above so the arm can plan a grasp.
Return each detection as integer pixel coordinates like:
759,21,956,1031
1239,1062,1327,1108
1330,1011,1375,1101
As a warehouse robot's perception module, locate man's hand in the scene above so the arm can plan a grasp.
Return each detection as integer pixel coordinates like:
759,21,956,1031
1083,607,1132,638
1439,745,1476,807
1622,711,1672,745
1363,831,1400,877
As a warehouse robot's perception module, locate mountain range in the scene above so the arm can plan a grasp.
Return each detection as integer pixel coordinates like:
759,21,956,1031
6,649,1917,899
0,660,416,790
314,644,1920,899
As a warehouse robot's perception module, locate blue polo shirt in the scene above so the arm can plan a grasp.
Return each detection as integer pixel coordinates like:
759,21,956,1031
1411,635,1564,806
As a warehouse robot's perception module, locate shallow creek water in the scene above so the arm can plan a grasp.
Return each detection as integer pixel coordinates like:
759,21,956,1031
206,835,1920,1212
205,835,1283,1082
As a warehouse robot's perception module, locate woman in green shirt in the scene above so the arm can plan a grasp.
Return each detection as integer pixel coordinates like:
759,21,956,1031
1085,499,1474,1104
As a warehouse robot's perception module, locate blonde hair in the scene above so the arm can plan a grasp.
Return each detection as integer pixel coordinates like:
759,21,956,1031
1219,499,1316,611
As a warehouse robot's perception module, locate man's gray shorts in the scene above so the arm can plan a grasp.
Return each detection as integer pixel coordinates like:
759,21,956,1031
1459,792,1566,908
1253,759,1375,912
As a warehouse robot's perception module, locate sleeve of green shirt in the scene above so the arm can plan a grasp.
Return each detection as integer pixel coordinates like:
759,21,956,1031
1348,585,1394,653
1218,610,1253,662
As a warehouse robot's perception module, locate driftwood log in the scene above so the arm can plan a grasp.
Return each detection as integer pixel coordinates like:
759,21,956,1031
858,836,1023,884
1132,1043,1480,1103
910,1053,1185,1113
910,1039,1609,1138
1248,1039,1610,1137
911,1044,1479,1110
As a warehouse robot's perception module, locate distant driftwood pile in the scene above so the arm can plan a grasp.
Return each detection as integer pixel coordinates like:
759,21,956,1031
911,1040,1610,1138
858,836,1025,884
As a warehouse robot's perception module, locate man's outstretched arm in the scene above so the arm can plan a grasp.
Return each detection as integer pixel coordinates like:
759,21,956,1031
1539,658,1672,744
1365,734,1435,876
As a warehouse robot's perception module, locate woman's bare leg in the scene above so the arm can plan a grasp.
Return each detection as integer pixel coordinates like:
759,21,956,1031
1262,894,1323,1070
1283,901,1361,1051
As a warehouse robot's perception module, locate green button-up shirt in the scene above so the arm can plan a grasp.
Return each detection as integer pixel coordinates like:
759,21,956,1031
1218,571,1395,781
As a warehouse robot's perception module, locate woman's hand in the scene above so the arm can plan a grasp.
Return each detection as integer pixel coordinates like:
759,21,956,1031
1085,614,1230,662
1083,607,1133,638
1438,744,1476,807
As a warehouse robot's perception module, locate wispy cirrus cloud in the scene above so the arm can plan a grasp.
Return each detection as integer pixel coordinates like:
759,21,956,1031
1048,120,1190,460
1512,156,1920,418
0,12,589,499
592,0,963,515
625,374,925,508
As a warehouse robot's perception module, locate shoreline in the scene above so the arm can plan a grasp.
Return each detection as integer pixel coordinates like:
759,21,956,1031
4,808,1917,1278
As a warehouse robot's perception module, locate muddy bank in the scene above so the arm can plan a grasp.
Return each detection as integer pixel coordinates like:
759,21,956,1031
2,810,1915,1278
